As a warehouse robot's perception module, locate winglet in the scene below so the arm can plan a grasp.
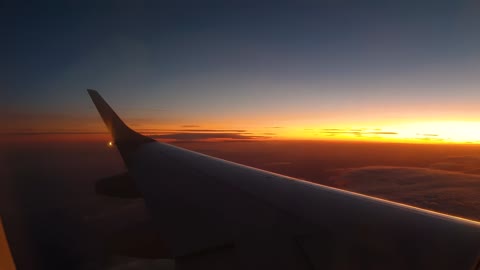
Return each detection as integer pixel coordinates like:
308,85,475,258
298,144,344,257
87,89,154,162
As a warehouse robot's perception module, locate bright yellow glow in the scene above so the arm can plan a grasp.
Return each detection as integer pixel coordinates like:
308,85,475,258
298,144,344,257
248,121,480,144
386,121,480,143
108,141,113,147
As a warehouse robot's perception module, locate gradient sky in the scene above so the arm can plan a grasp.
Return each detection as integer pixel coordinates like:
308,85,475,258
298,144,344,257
3,1,480,143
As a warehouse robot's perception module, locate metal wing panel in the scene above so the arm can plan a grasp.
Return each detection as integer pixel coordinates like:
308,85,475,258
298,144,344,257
131,142,480,269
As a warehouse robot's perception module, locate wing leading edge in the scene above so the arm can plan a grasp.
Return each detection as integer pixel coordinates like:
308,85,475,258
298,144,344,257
87,90,480,270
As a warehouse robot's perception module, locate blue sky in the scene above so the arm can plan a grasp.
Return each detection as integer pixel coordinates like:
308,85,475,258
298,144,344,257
3,1,480,141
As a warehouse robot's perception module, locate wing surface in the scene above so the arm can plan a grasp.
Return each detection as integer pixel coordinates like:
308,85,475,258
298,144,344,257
88,90,480,270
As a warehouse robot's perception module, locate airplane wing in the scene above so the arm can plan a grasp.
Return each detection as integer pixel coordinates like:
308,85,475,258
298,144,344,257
87,89,480,270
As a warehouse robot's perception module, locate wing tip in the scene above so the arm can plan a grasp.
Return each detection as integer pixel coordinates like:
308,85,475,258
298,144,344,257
86,89,156,143
86,89,155,165
87,89,101,100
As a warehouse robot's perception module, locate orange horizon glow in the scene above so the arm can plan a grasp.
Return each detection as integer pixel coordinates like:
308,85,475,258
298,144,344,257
131,119,480,144
4,119,480,145
265,121,480,144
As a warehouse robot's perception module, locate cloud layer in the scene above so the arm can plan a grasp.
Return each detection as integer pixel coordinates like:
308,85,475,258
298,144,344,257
150,132,268,141
319,128,398,137
329,166,480,221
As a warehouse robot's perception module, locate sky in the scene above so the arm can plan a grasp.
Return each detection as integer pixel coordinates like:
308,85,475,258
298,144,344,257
3,1,480,143
3,3,480,267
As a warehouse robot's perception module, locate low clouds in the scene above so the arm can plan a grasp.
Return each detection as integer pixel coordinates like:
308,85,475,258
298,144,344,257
428,155,480,173
3,131,107,135
319,128,398,137
328,166,480,221
150,132,265,141
147,126,274,142
417,133,439,137
172,129,247,132
368,131,398,135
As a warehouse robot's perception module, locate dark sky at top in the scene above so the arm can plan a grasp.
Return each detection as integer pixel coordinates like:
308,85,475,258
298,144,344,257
2,1,480,135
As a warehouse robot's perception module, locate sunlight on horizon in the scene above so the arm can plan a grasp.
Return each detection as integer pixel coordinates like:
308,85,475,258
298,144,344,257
388,121,480,144
248,121,480,144
5,121,480,145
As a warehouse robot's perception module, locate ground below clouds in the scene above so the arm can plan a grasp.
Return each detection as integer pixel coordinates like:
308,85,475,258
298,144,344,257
328,166,480,221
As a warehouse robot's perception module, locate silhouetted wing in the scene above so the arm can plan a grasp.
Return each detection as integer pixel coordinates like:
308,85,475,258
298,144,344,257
88,89,480,270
